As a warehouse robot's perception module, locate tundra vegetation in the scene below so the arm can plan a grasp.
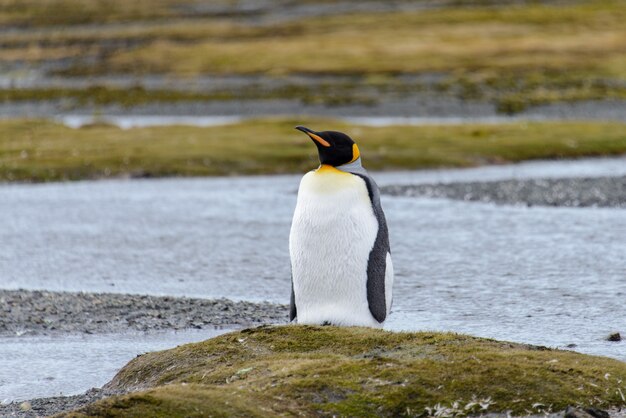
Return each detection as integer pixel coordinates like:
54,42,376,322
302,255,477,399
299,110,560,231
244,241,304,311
1,119,626,182
1,0,626,111
63,326,626,417
2,0,626,183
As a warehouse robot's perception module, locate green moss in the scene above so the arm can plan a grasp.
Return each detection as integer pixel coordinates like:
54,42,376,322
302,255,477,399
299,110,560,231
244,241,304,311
1,118,626,183
62,326,626,417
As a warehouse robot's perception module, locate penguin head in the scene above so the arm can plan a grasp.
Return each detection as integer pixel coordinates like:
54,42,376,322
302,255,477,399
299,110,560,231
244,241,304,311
295,126,360,167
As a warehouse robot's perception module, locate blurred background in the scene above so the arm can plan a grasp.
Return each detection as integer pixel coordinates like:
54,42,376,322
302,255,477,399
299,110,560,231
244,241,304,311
0,0,625,406
1,0,626,180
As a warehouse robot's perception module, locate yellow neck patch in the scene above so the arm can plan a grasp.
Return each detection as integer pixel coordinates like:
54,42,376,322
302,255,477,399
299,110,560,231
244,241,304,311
316,164,345,174
315,164,340,174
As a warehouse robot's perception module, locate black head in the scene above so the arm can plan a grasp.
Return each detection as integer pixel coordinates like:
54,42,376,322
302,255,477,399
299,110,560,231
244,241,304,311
295,126,360,167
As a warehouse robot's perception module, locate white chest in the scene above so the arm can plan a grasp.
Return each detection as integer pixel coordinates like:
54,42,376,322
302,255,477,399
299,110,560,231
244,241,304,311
289,167,379,326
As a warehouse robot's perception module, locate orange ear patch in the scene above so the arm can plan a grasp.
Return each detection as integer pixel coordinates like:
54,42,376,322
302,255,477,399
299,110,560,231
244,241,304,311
308,132,331,147
349,144,360,163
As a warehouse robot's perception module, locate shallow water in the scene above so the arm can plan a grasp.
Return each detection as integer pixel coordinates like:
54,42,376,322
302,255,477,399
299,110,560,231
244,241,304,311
54,114,554,129
0,158,625,400
58,114,244,129
0,328,231,402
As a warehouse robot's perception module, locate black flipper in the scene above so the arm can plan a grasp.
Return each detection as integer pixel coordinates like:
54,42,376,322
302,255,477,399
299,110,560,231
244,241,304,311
289,276,297,322
354,173,390,323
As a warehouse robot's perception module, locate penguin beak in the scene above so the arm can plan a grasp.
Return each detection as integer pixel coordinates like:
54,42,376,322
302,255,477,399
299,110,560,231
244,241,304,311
295,126,331,147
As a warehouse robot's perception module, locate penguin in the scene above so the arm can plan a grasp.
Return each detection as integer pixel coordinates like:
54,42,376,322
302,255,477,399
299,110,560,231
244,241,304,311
289,125,393,328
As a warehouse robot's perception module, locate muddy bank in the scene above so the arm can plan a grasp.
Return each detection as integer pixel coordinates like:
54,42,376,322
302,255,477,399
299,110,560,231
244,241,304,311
382,176,626,208
0,289,289,336
3,95,626,124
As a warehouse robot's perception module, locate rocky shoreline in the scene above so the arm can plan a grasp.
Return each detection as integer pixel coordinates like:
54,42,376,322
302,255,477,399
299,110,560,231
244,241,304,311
0,289,288,337
0,289,289,417
382,175,626,208
0,389,119,418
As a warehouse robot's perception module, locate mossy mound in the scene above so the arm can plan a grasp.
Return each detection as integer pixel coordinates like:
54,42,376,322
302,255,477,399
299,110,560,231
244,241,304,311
64,326,626,417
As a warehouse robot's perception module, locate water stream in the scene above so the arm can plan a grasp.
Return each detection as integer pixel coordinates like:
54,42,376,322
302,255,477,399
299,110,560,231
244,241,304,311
1,157,624,401
0,328,230,403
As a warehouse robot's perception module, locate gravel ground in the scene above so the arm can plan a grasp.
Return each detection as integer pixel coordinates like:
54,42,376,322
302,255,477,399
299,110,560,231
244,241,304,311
382,176,626,208
0,289,289,336
0,290,288,416
0,389,119,418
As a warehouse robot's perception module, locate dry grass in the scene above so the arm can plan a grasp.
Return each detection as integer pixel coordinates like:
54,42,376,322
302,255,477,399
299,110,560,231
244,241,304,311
2,1,626,110
43,3,626,77
103,12,626,77
0,0,184,26
1,118,625,182
3,1,626,78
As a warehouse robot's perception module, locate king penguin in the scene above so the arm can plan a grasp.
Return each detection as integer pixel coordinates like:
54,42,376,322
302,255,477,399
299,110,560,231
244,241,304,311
289,126,393,328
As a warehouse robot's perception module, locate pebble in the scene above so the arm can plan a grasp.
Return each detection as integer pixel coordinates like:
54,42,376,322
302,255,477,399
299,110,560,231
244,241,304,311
382,176,626,208
565,406,611,418
607,332,622,342
0,289,288,336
